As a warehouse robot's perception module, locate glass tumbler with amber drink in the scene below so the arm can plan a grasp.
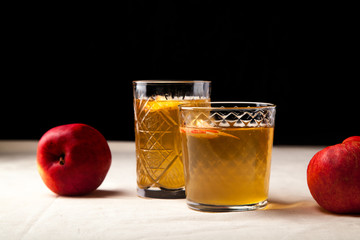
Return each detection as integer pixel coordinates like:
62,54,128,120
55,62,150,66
133,80,211,198
179,102,276,211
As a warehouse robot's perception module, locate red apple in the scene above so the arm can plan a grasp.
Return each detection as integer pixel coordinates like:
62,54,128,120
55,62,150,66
307,136,360,214
37,123,112,196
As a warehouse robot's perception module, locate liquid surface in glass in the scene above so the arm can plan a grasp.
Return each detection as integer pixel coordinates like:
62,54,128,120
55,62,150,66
134,97,209,190
181,126,274,205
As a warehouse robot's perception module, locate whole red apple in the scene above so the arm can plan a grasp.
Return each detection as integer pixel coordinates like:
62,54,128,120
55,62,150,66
307,136,360,214
37,123,112,196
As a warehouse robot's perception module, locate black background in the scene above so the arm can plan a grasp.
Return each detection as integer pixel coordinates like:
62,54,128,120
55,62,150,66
1,2,359,145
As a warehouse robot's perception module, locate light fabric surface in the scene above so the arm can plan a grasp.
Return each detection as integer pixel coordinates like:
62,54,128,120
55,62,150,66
0,141,359,240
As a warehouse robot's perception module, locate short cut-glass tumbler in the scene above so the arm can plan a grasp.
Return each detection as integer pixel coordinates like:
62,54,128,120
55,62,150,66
179,102,276,211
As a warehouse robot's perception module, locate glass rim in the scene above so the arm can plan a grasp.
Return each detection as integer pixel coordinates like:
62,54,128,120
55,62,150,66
133,80,211,84
179,101,276,110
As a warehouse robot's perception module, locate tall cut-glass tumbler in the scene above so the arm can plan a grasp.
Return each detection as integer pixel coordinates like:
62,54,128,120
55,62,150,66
133,80,211,198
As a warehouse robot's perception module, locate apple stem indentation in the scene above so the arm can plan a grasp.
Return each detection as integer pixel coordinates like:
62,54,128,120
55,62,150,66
59,154,65,165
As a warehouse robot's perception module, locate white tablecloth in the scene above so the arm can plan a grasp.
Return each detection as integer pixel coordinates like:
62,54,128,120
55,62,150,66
0,141,359,240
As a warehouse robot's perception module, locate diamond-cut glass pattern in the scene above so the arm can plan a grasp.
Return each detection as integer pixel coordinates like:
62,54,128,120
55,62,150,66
181,108,275,128
135,98,184,189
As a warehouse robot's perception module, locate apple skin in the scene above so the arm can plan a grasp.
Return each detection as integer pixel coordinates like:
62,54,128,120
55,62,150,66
343,136,360,143
307,136,360,214
37,123,112,196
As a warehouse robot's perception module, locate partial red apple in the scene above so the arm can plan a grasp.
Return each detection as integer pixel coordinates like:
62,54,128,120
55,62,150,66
37,123,112,196
343,136,360,143
307,136,360,214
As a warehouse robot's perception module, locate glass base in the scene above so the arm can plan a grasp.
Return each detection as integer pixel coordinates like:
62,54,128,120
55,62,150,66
137,187,186,199
187,199,268,212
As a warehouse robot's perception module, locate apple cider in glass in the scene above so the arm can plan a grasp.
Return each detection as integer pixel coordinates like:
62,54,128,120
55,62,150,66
135,97,209,190
181,126,274,206
179,102,276,211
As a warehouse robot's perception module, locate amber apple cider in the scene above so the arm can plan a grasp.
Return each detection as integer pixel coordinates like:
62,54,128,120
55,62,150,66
134,97,209,190
181,127,274,206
